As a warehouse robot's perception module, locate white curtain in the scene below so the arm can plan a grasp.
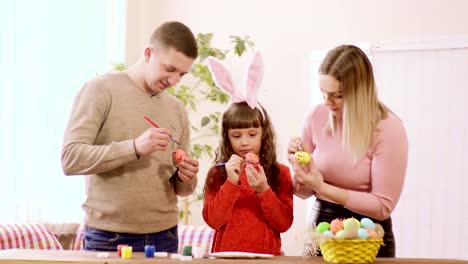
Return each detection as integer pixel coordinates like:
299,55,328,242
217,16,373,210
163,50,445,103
309,37,468,259
0,0,125,223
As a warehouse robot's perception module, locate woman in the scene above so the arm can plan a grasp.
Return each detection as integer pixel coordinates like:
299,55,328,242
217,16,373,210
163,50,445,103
288,45,408,257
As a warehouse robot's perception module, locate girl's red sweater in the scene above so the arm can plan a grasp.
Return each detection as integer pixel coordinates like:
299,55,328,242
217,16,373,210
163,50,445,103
203,164,293,255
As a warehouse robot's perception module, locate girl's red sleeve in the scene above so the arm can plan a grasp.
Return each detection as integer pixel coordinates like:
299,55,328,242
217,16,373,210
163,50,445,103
257,164,294,232
202,167,241,229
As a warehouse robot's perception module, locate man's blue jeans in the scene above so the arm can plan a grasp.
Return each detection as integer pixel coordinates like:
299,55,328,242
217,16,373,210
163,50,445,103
84,225,178,253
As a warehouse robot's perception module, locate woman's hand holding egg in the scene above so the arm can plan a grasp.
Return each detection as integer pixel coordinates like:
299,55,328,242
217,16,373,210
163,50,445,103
291,155,323,190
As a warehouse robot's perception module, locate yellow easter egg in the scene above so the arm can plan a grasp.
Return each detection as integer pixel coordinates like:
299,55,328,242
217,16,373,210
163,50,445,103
343,218,358,230
353,218,361,227
294,151,311,165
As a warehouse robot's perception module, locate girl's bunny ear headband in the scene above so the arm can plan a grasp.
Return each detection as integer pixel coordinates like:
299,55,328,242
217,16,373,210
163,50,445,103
207,51,265,120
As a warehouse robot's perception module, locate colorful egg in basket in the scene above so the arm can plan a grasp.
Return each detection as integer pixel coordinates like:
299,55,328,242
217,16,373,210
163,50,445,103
315,217,384,263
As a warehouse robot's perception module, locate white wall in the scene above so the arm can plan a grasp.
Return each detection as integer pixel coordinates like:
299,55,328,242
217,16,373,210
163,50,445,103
123,0,468,256
376,40,468,260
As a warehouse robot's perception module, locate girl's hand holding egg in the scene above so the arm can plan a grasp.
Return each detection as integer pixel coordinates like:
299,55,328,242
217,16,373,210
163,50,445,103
245,162,268,193
243,152,268,193
244,152,260,172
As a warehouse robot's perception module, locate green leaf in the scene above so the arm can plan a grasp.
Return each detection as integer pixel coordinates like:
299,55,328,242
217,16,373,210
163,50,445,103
179,210,184,220
201,116,210,127
210,124,219,134
112,62,127,71
189,100,196,112
229,35,255,57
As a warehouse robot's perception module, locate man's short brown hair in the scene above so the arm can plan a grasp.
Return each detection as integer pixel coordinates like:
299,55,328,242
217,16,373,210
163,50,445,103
150,21,198,59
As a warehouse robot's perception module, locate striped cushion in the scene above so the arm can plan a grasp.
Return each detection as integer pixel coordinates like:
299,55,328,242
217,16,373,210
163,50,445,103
178,225,214,256
0,224,63,250
70,223,85,250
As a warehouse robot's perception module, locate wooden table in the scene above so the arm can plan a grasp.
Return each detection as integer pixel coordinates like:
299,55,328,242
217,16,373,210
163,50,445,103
0,249,465,264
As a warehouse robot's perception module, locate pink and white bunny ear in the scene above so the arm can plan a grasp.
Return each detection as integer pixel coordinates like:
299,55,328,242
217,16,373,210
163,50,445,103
245,51,264,109
207,56,244,103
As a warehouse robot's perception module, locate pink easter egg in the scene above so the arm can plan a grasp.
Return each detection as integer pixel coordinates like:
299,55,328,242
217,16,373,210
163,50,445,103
330,218,343,234
245,152,259,164
366,228,379,239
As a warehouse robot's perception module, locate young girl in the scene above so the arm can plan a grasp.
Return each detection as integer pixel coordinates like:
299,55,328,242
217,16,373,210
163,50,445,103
202,52,293,256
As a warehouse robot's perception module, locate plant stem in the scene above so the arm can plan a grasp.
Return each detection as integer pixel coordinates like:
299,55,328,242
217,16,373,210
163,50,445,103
188,80,202,94
183,197,189,225
191,133,217,142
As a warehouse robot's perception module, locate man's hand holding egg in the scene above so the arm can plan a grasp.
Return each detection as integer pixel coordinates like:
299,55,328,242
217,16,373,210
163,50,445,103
172,149,199,182
172,149,187,164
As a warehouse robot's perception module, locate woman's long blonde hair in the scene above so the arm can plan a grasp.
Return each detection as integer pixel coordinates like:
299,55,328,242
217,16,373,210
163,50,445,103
319,45,390,162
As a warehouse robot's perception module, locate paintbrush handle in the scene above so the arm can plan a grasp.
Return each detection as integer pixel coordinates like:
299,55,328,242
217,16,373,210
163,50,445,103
143,116,180,145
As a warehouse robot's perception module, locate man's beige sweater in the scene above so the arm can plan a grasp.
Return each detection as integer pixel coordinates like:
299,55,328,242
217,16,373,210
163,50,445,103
61,72,197,234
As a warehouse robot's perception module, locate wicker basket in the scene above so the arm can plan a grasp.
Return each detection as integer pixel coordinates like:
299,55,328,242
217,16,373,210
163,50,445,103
320,238,383,263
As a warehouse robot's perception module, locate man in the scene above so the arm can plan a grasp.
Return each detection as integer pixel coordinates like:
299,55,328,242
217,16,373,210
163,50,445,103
61,21,199,252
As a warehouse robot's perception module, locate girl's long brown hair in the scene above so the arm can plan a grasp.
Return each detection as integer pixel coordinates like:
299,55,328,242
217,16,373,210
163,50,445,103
204,102,280,194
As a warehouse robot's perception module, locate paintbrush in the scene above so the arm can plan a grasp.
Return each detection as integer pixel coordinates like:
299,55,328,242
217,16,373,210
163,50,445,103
143,116,180,145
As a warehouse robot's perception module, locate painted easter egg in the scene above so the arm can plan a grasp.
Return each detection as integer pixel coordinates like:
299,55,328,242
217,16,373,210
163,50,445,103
330,218,343,234
294,151,311,165
358,228,370,239
245,152,259,164
172,149,187,164
316,222,331,233
360,217,375,230
374,223,385,239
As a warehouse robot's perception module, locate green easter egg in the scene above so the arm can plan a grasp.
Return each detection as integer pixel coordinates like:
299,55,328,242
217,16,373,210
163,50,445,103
316,222,330,233
335,229,346,239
